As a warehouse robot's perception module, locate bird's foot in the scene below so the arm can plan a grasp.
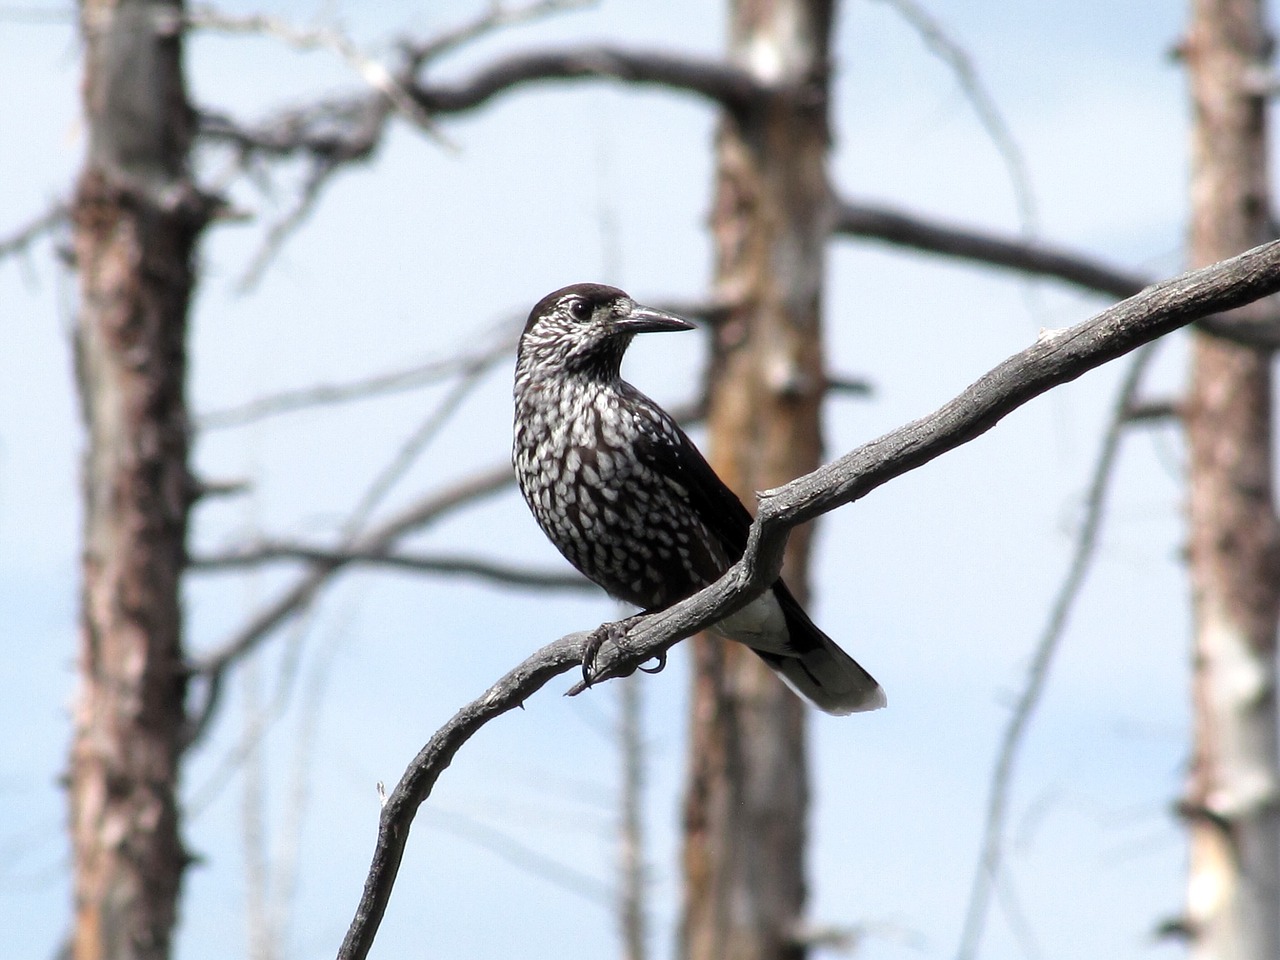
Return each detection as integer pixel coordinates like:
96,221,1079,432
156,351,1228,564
581,618,633,686
580,615,666,686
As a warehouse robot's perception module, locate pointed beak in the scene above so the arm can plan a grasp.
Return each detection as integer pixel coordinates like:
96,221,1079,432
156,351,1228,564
614,303,696,335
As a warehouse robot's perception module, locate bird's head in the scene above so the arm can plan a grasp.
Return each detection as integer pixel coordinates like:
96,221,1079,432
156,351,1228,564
516,283,695,386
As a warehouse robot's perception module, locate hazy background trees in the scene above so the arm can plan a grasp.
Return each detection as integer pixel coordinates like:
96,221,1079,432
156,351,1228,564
1,1,1266,959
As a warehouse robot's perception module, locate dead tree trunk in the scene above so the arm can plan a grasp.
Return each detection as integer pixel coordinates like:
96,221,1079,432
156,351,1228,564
680,3,834,959
1182,1,1280,957
68,2,207,958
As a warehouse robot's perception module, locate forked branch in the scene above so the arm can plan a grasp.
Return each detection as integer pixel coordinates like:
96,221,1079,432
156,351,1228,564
336,238,1280,960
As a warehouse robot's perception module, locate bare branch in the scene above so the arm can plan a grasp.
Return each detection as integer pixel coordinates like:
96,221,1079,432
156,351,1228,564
191,544,591,592
833,198,1144,299
409,46,765,116
337,631,589,960
337,238,1280,960
197,45,761,168
834,197,1280,348
954,341,1159,960
825,373,874,397
1124,397,1182,423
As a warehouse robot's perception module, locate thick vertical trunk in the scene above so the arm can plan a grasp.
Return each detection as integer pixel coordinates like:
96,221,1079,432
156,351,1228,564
69,2,204,958
680,3,835,960
1183,2,1280,958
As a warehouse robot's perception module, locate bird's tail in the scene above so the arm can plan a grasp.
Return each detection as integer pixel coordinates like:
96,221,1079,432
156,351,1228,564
757,583,886,716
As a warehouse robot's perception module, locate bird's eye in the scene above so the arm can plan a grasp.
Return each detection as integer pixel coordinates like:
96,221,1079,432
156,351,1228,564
567,298,592,322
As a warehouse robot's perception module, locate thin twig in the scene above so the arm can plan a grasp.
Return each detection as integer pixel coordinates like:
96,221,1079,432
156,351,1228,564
401,0,597,68
187,5,448,144
186,396,705,745
336,238,1280,960
191,544,591,592
426,808,613,906
875,0,1037,234
237,157,341,292
618,674,649,960
199,302,717,431
953,342,1160,960
183,463,517,747
0,202,67,263
342,365,493,538
198,324,520,429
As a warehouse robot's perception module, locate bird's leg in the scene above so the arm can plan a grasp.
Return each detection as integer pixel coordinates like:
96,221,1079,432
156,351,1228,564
580,613,667,685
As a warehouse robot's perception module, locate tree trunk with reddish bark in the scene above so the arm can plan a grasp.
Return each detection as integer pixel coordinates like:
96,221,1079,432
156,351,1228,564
680,3,836,960
1182,1,1280,957
68,2,207,958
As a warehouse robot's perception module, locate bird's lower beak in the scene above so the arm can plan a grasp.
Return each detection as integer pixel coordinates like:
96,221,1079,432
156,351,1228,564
616,304,697,334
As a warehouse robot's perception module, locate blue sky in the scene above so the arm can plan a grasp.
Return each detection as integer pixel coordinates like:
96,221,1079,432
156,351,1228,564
0,1,1218,958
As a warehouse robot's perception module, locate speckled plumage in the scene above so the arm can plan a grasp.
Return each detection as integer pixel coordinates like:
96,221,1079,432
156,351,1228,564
513,283,885,715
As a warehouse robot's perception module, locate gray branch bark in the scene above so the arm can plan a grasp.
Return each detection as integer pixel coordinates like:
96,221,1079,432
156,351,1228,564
335,237,1280,960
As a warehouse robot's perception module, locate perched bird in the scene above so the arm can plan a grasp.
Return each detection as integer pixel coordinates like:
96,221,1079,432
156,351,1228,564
513,282,885,715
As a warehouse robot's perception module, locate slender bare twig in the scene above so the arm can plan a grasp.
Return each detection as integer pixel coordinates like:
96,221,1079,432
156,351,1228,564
183,463,516,747
186,396,705,744
953,342,1159,960
198,325,520,429
345,369,491,537
874,0,1037,234
272,613,352,954
426,808,613,906
336,238,1280,960
237,157,342,292
187,5,447,144
191,544,590,592
240,656,271,960
400,0,597,67
199,302,718,431
0,202,67,263
618,675,649,960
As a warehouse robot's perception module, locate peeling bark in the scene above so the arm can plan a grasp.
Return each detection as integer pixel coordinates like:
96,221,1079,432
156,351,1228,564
68,2,206,958
1183,1,1280,957
680,3,835,960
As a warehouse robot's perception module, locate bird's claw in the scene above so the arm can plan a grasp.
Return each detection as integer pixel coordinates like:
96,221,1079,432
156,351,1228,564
581,616,664,686
638,650,667,674
582,619,627,686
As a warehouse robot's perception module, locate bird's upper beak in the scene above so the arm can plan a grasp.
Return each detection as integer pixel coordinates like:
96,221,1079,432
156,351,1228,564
614,303,696,335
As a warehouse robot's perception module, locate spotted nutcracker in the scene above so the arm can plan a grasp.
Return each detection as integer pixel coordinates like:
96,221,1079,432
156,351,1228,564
513,282,884,715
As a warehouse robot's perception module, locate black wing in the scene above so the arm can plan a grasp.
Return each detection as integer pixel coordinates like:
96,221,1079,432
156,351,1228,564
625,386,754,564
624,385,886,714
